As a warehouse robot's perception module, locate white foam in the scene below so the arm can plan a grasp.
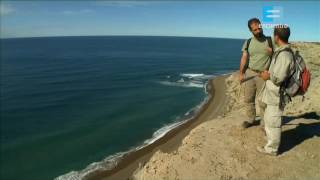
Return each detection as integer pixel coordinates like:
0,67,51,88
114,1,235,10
181,73,217,81
144,120,188,145
177,78,185,83
55,151,129,180
180,73,205,78
158,81,204,88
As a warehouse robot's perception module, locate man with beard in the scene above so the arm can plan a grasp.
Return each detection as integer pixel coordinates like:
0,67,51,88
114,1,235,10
239,18,274,129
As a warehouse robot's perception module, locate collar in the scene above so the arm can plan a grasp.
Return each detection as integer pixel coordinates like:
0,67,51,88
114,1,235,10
275,43,291,52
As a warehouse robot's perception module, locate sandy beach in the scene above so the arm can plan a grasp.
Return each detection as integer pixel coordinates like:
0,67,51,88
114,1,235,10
88,42,320,180
84,74,228,180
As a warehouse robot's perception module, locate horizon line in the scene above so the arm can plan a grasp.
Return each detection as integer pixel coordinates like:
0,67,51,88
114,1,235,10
1,35,318,43
0,34,246,40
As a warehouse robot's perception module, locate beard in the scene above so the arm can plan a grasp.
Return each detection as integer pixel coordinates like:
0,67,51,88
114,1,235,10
254,32,264,38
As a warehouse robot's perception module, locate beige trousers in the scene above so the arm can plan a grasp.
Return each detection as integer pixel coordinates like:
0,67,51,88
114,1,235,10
264,104,283,153
242,69,266,124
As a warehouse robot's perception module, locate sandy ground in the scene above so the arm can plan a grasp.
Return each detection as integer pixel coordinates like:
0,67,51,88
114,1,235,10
132,42,320,180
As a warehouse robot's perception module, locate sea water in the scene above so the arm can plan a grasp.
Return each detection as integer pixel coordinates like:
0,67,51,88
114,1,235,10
0,36,243,180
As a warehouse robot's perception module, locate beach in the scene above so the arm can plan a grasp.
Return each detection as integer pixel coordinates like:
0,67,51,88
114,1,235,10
90,42,320,180
79,75,229,180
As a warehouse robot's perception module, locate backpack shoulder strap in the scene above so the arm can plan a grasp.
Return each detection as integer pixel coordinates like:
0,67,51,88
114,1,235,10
266,36,274,52
274,47,294,62
245,37,272,51
245,38,252,52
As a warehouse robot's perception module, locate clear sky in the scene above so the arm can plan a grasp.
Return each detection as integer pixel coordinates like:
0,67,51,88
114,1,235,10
0,1,319,41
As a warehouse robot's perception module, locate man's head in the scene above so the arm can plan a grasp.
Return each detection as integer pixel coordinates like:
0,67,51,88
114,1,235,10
274,25,290,45
248,18,263,38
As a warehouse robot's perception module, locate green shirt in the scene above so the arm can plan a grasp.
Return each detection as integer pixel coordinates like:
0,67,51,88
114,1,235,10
241,36,274,72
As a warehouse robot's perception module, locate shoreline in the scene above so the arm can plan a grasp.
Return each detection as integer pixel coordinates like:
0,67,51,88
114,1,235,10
56,42,319,180
131,42,320,180
81,75,229,180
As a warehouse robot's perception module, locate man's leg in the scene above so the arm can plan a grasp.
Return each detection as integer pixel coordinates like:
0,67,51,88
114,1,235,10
263,105,282,154
256,76,266,127
242,69,257,128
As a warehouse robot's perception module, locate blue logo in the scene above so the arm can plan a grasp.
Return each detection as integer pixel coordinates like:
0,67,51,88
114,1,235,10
263,6,283,23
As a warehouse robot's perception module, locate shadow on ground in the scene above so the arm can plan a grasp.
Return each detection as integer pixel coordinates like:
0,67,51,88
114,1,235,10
279,112,320,154
283,112,320,124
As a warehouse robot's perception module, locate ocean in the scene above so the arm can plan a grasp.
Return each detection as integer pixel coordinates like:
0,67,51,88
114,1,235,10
0,36,243,180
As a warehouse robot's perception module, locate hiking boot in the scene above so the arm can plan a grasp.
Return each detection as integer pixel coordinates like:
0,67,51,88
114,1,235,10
241,121,253,129
242,120,261,129
256,146,277,156
252,120,260,126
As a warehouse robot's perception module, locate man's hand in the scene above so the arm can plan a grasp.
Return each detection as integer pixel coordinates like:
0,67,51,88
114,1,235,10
239,73,245,83
239,51,248,83
260,70,270,81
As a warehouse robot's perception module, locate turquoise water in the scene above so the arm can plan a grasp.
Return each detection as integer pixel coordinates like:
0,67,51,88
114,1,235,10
0,36,242,180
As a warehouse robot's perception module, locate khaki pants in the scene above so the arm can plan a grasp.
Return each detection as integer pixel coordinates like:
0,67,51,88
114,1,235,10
264,104,283,153
242,69,266,124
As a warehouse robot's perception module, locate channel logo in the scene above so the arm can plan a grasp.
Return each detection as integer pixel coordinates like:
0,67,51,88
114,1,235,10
263,6,283,23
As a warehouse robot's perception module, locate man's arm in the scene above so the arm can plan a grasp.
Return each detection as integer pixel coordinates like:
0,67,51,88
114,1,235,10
269,52,293,86
239,51,248,82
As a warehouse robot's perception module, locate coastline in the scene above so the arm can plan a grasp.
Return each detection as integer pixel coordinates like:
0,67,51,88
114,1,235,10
58,42,320,180
131,42,320,180
79,75,229,180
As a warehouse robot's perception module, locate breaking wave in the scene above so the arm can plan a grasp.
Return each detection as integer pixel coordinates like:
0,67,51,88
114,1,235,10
158,73,216,89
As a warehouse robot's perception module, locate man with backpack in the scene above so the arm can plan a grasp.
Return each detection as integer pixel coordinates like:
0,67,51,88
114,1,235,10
258,25,295,156
239,18,274,129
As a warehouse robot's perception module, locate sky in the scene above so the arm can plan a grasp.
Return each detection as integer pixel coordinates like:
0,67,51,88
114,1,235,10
0,1,319,41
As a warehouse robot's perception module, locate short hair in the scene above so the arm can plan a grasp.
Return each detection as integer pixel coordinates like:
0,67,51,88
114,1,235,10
274,25,290,42
248,18,261,30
